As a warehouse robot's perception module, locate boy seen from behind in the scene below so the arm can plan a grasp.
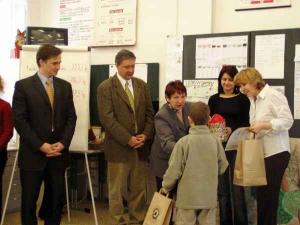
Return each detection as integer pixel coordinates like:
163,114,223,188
162,101,228,225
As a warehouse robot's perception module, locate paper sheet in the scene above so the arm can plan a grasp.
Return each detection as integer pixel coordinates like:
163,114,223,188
255,34,285,79
225,127,250,151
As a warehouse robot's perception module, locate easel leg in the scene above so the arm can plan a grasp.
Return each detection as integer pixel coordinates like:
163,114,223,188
65,168,71,223
1,151,18,225
85,153,99,225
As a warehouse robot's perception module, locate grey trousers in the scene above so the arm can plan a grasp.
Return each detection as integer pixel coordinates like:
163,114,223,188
107,151,148,225
176,207,216,225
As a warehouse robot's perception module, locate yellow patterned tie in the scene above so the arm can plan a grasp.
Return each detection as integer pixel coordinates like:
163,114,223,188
46,79,54,110
125,81,137,133
125,81,135,111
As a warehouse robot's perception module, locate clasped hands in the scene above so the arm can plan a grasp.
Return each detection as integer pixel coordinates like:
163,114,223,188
127,134,147,149
40,142,65,157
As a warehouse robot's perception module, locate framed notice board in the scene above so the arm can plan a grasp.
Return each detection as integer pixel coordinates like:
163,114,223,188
182,28,300,138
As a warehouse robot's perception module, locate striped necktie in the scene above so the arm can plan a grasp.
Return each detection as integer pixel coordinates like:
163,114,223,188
125,81,135,111
125,81,137,133
46,79,54,110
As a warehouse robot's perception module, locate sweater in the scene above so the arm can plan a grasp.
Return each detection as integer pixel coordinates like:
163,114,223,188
162,125,228,209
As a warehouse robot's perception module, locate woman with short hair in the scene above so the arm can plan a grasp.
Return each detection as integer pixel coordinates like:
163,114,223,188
150,80,190,191
234,67,293,225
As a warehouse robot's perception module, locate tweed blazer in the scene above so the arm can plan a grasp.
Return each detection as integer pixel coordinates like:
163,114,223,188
97,74,154,162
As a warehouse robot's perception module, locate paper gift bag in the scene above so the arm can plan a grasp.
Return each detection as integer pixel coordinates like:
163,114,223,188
233,134,267,186
143,191,174,225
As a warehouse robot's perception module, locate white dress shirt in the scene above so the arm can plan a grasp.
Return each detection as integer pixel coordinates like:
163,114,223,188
249,84,293,157
117,73,134,98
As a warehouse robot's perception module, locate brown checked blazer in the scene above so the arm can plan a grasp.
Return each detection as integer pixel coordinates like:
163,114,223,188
97,74,154,162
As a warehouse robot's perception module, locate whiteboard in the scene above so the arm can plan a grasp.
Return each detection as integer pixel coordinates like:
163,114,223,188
19,45,90,152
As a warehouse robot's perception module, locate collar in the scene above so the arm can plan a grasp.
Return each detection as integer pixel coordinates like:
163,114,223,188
256,83,269,100
189,125,211,135
37,72,53,85
167,103,182,112
117,72,132,89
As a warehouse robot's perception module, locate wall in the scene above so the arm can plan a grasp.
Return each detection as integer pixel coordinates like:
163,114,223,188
213,0,300,33
26,0,212,103
26,0,300,102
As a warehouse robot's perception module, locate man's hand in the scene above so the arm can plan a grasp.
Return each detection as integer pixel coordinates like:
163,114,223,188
40,143,53,154
133,134,147,149
46,142,65,157
136,134,147,142
128,135,146,149
40,143,62,157
128,136,140,148
51,142,65,152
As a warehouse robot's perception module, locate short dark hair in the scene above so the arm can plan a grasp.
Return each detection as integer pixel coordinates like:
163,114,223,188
115,49,136,65
217,65,239,94
189,101,210,125
165,80,187,98
36,44,62,67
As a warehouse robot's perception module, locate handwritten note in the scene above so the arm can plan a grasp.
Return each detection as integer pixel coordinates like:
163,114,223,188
184,79,218,103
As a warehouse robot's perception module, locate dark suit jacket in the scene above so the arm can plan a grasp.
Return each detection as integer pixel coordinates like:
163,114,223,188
97,75,154,162
12,74,77,171
150,103,190,178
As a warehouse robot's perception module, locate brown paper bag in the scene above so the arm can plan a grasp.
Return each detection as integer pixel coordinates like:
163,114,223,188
143,191,174,225
233,134,267,186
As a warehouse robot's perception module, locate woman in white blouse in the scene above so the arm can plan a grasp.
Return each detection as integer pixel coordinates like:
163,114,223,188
234,67,293,225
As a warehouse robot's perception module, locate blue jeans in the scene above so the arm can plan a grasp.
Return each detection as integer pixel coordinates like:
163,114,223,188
218,151,248,225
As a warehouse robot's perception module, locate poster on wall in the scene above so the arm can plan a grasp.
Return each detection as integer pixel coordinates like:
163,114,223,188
59,0,95,45
195,35,248,79
236,0,291,10
255,34,285,79
93,0,137,46
165,35,183,85
59,0,137,46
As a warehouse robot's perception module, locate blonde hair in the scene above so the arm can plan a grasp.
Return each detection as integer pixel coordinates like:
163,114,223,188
234,67,265,90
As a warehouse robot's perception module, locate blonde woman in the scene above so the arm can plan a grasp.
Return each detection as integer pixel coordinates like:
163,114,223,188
234,67,293,225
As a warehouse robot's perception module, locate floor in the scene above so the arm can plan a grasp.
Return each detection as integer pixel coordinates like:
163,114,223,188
2,201,115,225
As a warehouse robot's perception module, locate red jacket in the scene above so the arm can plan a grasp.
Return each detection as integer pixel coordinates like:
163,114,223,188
0,98,13,151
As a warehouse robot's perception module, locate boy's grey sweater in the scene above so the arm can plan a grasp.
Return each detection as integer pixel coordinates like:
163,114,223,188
162,125,228,209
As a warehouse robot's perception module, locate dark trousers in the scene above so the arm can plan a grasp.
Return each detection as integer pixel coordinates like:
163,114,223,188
38,181,52,220
218,151,248,225
20,164,65,225
257,151,290,225
0,151,7,220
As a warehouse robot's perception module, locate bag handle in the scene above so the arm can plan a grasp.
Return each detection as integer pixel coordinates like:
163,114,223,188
159,188,170,198
248,131,256,140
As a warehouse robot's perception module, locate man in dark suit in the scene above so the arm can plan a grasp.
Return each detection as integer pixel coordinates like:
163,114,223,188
97,49,154,225
12,44,77,225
